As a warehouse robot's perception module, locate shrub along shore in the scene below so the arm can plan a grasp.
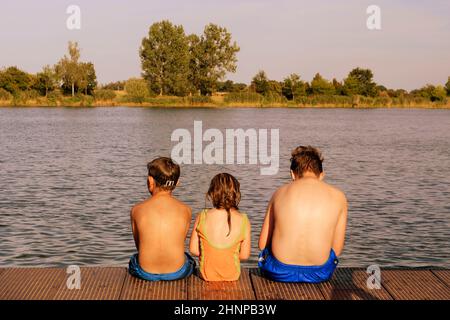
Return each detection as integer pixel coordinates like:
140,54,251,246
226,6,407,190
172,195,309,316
0,91,448,109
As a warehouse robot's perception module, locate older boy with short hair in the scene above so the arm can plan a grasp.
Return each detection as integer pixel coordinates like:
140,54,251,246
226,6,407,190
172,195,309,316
258,146,347,283
129,157,195,281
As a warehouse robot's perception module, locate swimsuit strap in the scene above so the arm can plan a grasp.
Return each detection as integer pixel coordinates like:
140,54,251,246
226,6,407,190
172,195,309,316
198,209,208,234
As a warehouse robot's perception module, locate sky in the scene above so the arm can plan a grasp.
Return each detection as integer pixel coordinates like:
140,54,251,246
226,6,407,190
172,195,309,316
0,0,449,90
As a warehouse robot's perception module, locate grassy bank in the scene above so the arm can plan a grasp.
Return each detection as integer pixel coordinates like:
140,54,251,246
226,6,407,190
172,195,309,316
0,91,449,109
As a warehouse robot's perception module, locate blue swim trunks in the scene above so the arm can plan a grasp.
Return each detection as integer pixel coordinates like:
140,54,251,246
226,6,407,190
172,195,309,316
258,248,338,283
128,253,195,281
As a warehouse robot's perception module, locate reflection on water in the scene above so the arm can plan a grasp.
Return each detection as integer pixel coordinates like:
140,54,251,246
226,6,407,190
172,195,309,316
0,107,449,268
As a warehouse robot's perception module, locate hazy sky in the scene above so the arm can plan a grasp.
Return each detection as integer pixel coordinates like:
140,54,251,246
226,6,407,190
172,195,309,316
1,0,449,90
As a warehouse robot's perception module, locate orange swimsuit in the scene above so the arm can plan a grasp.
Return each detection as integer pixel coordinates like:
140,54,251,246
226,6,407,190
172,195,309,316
196,209,249,281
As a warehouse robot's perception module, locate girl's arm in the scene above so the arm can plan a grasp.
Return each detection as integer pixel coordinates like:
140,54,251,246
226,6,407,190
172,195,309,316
239,217,251,260
189,214,201,257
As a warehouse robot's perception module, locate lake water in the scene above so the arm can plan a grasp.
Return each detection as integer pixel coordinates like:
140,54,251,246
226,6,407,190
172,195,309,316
0,107,449,268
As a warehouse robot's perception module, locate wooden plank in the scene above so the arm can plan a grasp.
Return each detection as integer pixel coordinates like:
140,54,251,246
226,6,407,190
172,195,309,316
54,267,126,300
188,269,255,300
432,270,450,288
0,268,66,300
119,271,187,300
319,268,393,300
250,268,324,300
382,270,450,300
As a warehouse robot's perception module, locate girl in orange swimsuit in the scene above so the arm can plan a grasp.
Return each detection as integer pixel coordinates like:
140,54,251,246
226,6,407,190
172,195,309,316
189,173,251,281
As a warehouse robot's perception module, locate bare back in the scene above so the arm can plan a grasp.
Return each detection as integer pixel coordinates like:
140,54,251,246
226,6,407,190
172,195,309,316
203,208,246,246
267,178,347,266
131,194,191,273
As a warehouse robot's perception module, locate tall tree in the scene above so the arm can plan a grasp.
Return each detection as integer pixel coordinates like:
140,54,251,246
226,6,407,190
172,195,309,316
332,78,344,95
140,21,190,96
189,24,240,95
251,70,270,95
310,73,335,95
35,65,57,97
282,74,306,100
55,41,81,96
78,62,97,95
55,42,96,96
343,67,377,97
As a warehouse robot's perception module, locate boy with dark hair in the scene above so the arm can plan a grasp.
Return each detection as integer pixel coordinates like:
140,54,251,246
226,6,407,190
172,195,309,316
129,157,195,281
258,146,347,283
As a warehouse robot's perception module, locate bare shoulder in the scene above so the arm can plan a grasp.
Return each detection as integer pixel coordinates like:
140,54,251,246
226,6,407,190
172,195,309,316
324,182,347,204
130,199,149,219
272,184,289,200
174,198,192,217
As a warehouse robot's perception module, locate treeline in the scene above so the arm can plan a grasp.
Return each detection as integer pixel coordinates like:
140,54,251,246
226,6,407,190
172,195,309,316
0,19,449,107
232,69,450,106
0,41,96,104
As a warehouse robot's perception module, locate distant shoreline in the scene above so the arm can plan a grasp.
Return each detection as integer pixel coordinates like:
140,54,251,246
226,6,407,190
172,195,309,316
1,90,449,109
1,101,449,109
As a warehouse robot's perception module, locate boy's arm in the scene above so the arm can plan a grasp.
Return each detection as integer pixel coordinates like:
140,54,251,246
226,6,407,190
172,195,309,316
258,196,275,250
184,207,192,238
189,214,200,257
130,207,139,251
239,217,251,260
332,194,348,256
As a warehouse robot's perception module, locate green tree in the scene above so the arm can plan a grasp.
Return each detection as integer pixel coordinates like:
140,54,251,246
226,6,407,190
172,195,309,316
343,68,377,97
251,70,270,95
125,78,149,103
445,76,450,96
342,75,359,96
412,84,447,102
332,78,344,95
267,80,282,96
140,21,190,96
55,41,81,96
0,66,33,94
433,85,447,101
35,65,57,96
189,24,240,95
78,62,97,95
282,74,306,100
310,73,335,95
55,42,96,96
425,85,446,102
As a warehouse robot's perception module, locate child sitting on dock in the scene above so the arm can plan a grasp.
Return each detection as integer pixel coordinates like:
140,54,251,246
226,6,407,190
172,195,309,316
189,173,251,281
258,146,347,283
128,157,195,281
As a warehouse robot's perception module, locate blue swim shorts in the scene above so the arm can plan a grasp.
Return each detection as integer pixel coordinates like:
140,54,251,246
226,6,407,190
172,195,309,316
258,248,338,283
128,252,195,281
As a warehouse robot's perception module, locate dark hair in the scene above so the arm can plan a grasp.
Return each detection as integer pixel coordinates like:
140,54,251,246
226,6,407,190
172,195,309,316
147,157,180,191
207,173,241,237
290,146,324,178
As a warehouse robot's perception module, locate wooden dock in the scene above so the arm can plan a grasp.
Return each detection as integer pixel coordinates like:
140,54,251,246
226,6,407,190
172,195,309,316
0,267,449,300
